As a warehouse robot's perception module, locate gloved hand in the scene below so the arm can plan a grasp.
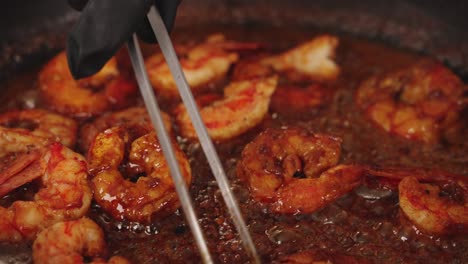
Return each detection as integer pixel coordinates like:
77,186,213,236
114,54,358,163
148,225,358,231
67,0,181,79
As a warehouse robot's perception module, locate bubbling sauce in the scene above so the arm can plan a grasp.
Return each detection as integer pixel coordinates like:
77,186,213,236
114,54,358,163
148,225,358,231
0,25,467,263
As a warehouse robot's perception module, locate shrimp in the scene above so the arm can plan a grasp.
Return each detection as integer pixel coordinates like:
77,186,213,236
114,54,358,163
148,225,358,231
0,109,77,148
0,143,92,241
232,35,340,82
87,126,191,222
0,149,43,197
237,128,364,214
0,127,50,158
356,59,466,143
33,217,130,264
399,176,467,235
271,84,332,114
367,167,468,234
175,76,278,141
39,51,137,118
262,35,339,80
145,34,261,99
79,107,172,152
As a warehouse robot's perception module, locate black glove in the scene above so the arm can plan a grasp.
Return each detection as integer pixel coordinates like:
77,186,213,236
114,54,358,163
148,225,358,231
67,0,181,79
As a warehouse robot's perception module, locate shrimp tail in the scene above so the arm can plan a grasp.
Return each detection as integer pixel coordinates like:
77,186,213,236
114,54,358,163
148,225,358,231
0,151,43,197
366,166,468,185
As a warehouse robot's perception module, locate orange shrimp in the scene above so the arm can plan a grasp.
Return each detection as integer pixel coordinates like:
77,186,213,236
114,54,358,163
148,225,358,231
399,176,467,235
356,59,466,143
262,35,340,81
0,127,51,158
33,218,130,264
367,167,468,234
87,126,191,223
79,107,172,152
232,35,340,82
0,149,43,196
39,51,137,118
0,109,77,149
175,76,278,141
237,128,364,214
0,143,92,241
145,34,261,99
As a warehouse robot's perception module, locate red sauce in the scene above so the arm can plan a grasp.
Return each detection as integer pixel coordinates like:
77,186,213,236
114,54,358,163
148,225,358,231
0,25,466,263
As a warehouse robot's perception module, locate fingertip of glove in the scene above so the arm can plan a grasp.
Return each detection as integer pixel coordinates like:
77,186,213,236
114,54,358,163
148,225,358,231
136,18,158,43
66,35,104,79
155,0,180,31
66,36,83,79
138,0,181,43
68,0,88,11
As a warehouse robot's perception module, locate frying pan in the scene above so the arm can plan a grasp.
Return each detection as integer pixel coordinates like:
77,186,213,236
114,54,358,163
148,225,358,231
0,0,467,263
1,0,468,81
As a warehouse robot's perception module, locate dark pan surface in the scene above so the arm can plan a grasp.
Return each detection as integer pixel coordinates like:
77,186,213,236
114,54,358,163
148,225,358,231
1,0,468,79
0,1,467,263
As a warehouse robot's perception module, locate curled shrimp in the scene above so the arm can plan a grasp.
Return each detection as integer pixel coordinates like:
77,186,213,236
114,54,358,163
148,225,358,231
0,143,92,241
368,167,468,234
39,51,137,118
0,127,50,158
356,59,466,143
33,217,129,264
145,34,261,99
399,176,467,235
175,76,278,141
263,35,340,81
79,107,172,152
87,126,191,222
233,35,340,81
0,109,77,148
237,128,364,214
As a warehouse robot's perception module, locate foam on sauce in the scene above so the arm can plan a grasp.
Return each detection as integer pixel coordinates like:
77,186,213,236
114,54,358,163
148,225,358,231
0,25,467,263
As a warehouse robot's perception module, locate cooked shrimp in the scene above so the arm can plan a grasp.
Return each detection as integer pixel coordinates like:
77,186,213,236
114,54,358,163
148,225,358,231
0,109,77,158
87,126,191,222
0,127,50,157
356,59,466,143
367,167,468,234
39,51,137,118
399,176,467,234
175,76,278,141
271,84,332,114
145,34,261,99
0,109,77,148
237,128,364,214
0,143,92,241
232,35,340,82
79,107,172,152
33,217,130,264
261,35,340,81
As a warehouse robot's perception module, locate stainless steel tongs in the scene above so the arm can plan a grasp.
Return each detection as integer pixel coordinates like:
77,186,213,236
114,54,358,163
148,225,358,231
126,6,260,264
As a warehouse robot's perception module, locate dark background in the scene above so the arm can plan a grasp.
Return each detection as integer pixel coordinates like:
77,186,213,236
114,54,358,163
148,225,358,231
1,0,468,78
1,0,467,37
